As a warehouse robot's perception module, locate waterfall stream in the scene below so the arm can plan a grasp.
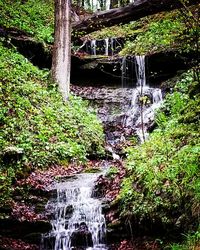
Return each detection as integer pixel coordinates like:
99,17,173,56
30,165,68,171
91,40,97,56
42,54,163,249
41,172,107,250
105,38,109,56
121,55,163,142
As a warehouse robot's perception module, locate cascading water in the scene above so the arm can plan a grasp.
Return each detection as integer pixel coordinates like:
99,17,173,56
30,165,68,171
105,38,109,56
91,40,97,56
122,55,163,142
41,172,107,250
110,38,114,57
135,55,146,88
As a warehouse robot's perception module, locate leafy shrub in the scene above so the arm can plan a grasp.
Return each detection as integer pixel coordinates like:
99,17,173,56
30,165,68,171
106,166,119,178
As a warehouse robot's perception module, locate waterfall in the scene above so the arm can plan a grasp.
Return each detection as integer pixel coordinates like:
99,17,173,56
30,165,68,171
105,38,109,56
122,55,163,142
134,55,162,142
83,37,124,57
41,173,107,250
134,88,163,142
121,56,127,87
110,38,114,57
135,55,146,88
91,40,97,56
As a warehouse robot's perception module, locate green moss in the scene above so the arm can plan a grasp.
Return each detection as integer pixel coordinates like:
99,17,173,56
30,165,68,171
89,21,145,40
83,168,101,173
91,7,198,56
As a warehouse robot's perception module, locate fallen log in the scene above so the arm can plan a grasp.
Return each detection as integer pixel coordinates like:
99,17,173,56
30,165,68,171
72,0,199,34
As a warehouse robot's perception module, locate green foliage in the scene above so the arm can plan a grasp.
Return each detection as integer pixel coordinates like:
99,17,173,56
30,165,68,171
120,12,185,55
0,0,54,43
0,43,105,201
89,21,144,40
106,166,119,178
168,229,200,250
118,71,200,232
90,9,198,55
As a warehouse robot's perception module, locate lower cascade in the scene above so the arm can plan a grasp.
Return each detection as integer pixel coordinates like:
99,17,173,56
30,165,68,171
41,172,107,250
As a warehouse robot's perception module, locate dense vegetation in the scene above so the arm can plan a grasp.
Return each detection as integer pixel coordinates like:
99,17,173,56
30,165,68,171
0,0,54,43
118,71,200,247
0,0,199,249
0,41,104,203
90,5,199,56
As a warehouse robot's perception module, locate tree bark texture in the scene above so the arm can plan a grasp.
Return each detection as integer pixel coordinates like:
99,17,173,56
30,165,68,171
52,0,71,101
72,0,199,34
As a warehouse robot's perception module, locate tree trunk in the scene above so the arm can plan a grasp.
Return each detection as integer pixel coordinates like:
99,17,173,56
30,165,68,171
52,0,71,101
72,0,199,34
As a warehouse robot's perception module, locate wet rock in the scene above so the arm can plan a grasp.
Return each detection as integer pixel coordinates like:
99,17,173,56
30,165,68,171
34,203,46,213
0,219,52,239
24,232,42,244
70,222,93,248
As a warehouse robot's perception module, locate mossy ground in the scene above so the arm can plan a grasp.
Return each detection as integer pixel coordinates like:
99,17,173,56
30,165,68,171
0,41,105,204
117,70,200,248
0,0,54,43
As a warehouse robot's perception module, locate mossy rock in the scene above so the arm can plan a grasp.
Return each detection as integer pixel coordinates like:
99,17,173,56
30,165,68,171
107,219,122,230
83,168,101,173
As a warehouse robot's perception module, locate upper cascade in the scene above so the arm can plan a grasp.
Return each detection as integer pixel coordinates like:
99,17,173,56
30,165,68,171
121,55,163,142
79,38,124,57
135,55,146,87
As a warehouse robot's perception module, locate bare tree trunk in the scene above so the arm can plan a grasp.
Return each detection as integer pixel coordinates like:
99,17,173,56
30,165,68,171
52,0,71,101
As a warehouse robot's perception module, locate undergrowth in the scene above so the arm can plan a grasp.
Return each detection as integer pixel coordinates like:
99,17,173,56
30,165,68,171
120,11,185,55
0,0,54,43
169,228,200,249
118,70,200,234
0,42,105,203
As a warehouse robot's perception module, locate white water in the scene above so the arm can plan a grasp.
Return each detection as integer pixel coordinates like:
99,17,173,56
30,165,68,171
105,38,109,56
41,173,107,250
110,38,114,57
135,55,146,88
121,55,163,142
91,40,97,56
